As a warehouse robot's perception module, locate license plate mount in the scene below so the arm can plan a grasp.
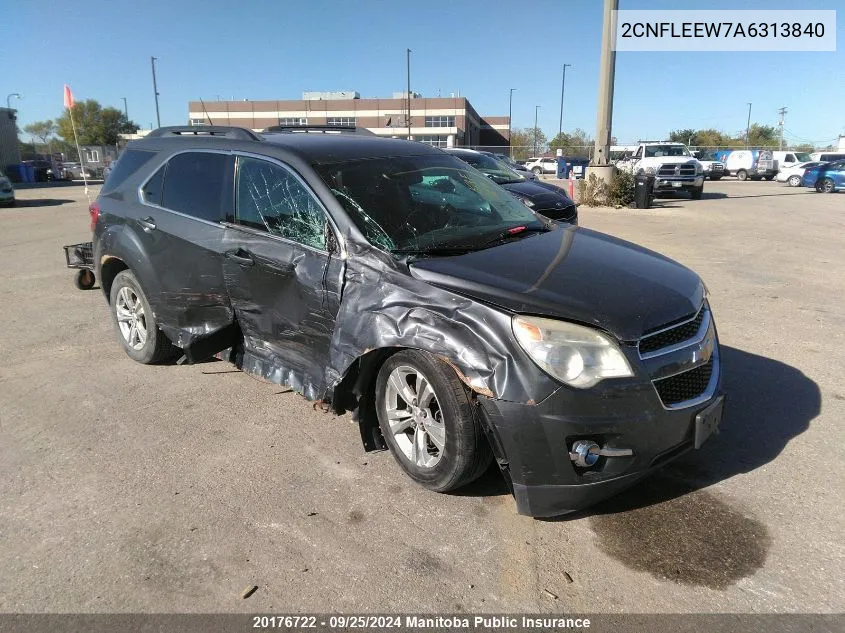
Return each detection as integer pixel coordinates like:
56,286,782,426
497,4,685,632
694,396,724,449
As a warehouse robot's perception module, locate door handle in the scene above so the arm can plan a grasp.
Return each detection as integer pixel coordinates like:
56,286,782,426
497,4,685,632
138,216,156,231
225,249,255,267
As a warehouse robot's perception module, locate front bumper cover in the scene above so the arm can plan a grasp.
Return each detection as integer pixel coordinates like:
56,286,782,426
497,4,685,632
477,364,724,518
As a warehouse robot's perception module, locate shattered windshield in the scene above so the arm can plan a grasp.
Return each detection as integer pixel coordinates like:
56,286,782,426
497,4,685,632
315,155,544,254
644,145,691,158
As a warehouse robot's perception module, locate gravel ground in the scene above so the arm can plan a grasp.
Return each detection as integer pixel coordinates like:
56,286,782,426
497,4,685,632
0,179,842,616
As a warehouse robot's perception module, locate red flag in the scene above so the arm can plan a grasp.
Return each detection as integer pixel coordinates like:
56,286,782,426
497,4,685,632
63,84,74,109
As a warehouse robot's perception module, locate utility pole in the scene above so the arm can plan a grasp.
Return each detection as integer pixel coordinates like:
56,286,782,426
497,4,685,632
121,97,128,121
590,0,618,178
151,56,161,128
406,48,412,140
558,63,571,139
508,88,516,158
777,106,788,150
534,105,540,156
744,102,752,148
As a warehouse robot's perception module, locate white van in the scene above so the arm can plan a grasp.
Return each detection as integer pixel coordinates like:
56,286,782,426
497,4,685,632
810,152,845,162
772,151,812,171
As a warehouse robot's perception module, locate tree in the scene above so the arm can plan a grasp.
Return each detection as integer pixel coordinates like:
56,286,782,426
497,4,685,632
57,99,139,146
509,127,547,159
549,128,593,158
23,120,57,147
741,124,778,148
791,143,815,153
669,128,698,146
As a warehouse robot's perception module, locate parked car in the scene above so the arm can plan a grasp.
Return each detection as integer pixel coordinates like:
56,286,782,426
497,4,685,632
63,162,94,180
771,151,812,171
810,151,845,163
479,152,537,180
524,156,559,176
802,159,845,193
713,150,778,181
0,170,15,206
692,151,726,180
91,125,723,518
444,147,576,223
776,161,826,187
615,142,705,198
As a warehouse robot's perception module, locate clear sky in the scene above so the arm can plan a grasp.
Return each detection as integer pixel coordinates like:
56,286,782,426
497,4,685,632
2,0,842,146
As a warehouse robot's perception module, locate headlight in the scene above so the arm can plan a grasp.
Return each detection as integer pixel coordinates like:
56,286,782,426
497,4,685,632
512,315,633,388
644,166,656,175
695,163,704,175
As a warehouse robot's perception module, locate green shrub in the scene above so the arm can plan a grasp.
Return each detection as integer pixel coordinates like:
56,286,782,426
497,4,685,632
575,169,636,208
608,168,635,207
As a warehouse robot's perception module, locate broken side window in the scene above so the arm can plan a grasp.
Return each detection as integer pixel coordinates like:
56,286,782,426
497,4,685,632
235,157,327,251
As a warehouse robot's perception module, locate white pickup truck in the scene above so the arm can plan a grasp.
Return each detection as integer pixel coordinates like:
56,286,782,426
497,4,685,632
613,142,706,199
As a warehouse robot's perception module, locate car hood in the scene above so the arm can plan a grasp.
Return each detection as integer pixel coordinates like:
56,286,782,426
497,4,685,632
501,179,573,205
408,226,704,342
639,156,699,167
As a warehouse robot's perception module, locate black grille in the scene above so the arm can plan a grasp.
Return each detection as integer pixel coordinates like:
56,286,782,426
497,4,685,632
654,358,714,406
657,164,696,176
639,309,705,355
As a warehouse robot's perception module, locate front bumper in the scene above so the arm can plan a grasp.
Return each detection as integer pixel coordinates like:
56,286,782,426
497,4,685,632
653,175,704,191
0,189,15,205
478,342,723,518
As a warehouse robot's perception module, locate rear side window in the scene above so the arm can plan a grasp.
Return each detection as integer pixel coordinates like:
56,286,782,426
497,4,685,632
101,149,155,194
160,152,233,222
142,165,165,205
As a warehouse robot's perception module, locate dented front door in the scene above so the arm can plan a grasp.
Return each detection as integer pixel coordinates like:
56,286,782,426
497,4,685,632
221,155,343,398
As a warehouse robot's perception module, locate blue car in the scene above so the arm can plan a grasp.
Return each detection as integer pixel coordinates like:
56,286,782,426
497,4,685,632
803,159,845,193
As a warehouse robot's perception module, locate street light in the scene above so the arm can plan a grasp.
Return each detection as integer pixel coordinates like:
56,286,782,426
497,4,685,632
744,102,752,148
534,105,541,157
508,88,517,158
6,93,22,110
558,64,571,139
121,97,128,120
151,56,161,128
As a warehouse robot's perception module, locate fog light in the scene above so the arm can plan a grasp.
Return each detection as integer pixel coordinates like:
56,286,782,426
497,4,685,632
570,440,601,468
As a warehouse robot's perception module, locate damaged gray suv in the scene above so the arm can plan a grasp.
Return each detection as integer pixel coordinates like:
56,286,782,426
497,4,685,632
91,125,724,517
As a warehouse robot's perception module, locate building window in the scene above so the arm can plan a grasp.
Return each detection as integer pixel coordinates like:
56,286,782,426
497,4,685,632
425,116,455,128
416,135,448,148
85,149,100,163
189,118,209,126
327,117,356,127
278,117,308,126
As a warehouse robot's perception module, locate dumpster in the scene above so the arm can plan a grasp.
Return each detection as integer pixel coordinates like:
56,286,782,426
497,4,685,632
5,164,24,183
568,158,590,179
635,173,655,209
556,157,569,179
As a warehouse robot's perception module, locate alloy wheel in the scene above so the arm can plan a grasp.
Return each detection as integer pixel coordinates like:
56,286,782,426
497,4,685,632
384,366,445,468
115,286,148,351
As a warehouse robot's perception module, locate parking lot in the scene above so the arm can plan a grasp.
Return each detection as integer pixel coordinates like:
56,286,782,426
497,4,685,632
0,179,842,614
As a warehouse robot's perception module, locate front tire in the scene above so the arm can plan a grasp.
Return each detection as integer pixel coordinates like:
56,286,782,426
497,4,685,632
736,169,748,181
109,270,176,364
375,350,492,492
787,175,801,187
532,167,542,176
690,185,704,200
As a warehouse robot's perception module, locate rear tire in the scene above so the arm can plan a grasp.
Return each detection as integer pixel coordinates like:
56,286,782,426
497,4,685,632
787,175,801,187
532,167,542,176
736,169,748,181
817,177,835,193
375,350,492,492
109,270,177,364
764,175,774,181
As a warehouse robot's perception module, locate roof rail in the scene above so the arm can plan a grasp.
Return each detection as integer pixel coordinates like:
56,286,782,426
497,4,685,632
261,124,375,136
146,126,262,141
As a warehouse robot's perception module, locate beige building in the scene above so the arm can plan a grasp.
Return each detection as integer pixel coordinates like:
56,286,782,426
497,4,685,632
188,92,509,148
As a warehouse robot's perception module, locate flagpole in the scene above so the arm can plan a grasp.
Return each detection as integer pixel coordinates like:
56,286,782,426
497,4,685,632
67,106,89,199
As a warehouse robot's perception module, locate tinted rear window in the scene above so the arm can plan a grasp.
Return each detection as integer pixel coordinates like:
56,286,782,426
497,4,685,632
160,152,233,222
101,149,156,194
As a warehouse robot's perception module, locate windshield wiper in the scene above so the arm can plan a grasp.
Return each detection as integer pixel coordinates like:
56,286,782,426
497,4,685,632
475,224,550,248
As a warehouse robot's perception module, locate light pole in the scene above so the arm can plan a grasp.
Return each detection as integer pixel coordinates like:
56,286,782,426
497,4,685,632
508,88,516,158
591,0,618,172
558,64,571,139
534,105,541,157
744,102,752,148
121,97,128,121
151,56,161,128
406,48,412,140
6,93,21,111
